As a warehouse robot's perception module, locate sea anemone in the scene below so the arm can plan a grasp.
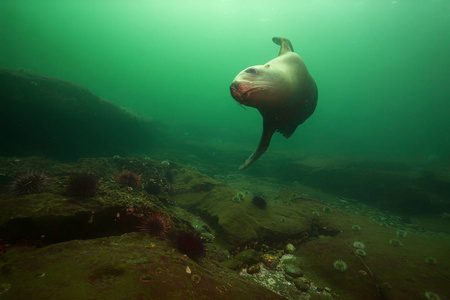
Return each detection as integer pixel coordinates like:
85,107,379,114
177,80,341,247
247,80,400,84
138,212,171,237
389,238,403,247
114,170,142,189
66,173,99,197
333,260,347,272
353,241,366,249
352,225,361,231
425,291,441,300
425,257,437,265
396,229,407,238
252,196,267,209
174,231,206,261
232,195,240,203
355,249,367,256
322,206,332,213
191,274,201,283
9,170,48,195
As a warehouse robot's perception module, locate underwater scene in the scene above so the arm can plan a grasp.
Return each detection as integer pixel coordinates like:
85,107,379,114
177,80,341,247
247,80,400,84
0,0,449,299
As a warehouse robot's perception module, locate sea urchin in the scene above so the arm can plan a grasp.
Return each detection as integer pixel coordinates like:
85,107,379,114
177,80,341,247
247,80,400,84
114,170,142,189
174,231,206,261
252,196,267,209
66,173,99,198
138,212,171,237
10,170,48,195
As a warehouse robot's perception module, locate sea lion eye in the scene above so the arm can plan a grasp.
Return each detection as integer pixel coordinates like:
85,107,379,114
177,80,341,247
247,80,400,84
245,68,258,75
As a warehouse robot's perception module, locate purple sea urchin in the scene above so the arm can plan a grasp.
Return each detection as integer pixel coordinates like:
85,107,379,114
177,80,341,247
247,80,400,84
138,212,171,237
114,171,142,188
10,170,48,195
252,196,267,209
174,231,206,261
66,173,99,197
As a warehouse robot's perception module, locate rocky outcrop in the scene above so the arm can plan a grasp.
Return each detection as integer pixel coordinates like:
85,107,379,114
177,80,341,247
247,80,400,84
0,68,161,160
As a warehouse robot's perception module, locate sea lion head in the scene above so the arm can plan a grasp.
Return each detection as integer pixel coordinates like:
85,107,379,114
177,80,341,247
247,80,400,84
230,64,290,109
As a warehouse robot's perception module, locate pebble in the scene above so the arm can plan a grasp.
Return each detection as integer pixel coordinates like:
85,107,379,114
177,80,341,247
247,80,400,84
293,278,309,292
284,265,304,278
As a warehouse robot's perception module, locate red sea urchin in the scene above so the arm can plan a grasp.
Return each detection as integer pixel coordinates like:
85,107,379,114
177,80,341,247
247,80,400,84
66,173,99,198
10,170,48,195
138,212,171,237
114,171,142,189
174,231,206,261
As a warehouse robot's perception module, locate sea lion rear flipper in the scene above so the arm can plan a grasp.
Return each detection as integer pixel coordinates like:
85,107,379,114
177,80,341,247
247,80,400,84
272,37,294,56
239,121,276,170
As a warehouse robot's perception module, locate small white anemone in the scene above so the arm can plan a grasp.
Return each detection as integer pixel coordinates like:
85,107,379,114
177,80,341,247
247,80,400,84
353,241,366,249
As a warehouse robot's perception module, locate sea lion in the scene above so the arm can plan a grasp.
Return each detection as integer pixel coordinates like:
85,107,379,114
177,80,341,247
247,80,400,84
230,37,318,170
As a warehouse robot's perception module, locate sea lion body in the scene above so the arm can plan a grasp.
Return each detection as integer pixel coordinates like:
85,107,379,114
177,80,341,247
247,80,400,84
230,37,318,170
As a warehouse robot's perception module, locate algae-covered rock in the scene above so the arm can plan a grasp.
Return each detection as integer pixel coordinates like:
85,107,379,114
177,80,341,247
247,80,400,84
0,68,161,160
293,277,309,292
0,156,172,244
283,264,304,278
221,249,262,270
171,167,337,248
0,233,285,299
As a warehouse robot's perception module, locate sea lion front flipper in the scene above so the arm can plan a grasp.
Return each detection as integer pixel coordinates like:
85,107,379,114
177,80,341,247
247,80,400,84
239,120,276,170
272,36,294,56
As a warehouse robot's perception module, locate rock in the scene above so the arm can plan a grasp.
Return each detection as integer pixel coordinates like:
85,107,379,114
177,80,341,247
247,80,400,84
0,157,172,243
236,249,262,266
0,233,285,299
221,249,262,270
0,68,162,160
172,169,339,247
293,278,309,292
247,264,261,274
284,264,304,278
281,256,303,278
200,232,214,243
261,253,280,270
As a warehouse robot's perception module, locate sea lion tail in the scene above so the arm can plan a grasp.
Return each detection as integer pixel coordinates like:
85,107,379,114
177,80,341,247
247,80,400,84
272,37,294,56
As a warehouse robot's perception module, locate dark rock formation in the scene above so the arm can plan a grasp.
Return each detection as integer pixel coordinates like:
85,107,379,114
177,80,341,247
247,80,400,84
0,68,161,160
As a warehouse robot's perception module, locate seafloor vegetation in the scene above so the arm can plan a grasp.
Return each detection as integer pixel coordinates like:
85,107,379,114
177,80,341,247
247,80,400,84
0,156,448,299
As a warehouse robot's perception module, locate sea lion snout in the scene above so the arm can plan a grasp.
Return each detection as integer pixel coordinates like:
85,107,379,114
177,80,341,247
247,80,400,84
230,81,244,102
230,82,238,94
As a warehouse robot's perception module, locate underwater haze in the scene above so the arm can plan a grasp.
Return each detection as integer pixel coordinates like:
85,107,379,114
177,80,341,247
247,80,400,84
1,0,450,160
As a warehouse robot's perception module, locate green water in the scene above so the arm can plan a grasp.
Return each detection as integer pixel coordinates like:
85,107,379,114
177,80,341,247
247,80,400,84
1,0,449,160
